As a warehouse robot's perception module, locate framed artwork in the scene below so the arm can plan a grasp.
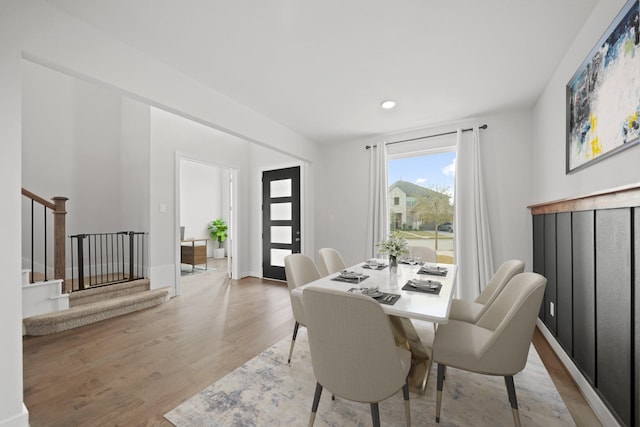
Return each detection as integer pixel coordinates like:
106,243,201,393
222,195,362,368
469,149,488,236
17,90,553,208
566,0,640,174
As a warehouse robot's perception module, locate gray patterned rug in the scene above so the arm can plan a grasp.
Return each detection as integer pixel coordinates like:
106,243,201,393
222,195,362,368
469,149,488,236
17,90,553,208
165,329,574,426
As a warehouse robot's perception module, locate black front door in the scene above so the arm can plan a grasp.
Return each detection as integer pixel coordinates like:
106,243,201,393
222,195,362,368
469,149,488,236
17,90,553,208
262,166,301,280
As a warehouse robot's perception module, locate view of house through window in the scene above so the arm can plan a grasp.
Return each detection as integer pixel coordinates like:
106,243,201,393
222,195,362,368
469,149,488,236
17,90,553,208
388,150,455,263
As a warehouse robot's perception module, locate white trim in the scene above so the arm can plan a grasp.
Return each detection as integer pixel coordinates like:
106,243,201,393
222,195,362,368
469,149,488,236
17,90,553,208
536,319,620,427
0,403,29,427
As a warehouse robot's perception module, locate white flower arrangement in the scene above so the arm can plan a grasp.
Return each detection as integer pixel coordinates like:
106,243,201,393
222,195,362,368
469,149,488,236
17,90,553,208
376,231,409,257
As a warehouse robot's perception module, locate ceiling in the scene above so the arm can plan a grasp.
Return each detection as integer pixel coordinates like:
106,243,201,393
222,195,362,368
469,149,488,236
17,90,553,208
46,0,598,144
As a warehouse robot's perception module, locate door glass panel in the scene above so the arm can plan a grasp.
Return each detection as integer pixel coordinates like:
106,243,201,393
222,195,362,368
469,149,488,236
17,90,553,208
271,202,292,220
271,248,291,267
270,179,292,198
271,226,292,244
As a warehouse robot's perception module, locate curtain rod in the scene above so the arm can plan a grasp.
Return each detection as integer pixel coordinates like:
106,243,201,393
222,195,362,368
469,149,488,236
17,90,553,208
365,124,488,149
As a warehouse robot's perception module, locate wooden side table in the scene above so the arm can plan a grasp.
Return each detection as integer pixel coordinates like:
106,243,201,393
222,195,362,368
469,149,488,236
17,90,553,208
181,238,208,271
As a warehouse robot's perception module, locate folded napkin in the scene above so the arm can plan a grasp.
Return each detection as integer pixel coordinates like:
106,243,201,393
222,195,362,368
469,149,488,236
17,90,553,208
402,279,442,295
362,263,388,270
332,274,369,284
418,266,448,276
348,288,400,305
399,259,421,265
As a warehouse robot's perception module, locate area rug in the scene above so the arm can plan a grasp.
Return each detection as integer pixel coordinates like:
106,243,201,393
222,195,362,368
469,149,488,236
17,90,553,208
165,329,574,426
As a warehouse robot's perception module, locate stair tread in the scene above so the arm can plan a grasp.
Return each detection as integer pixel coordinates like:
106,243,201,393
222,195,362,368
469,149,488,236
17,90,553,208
24,287,171,324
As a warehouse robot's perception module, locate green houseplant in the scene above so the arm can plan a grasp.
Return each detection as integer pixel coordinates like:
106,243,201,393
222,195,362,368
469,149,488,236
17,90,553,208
208,219,228,258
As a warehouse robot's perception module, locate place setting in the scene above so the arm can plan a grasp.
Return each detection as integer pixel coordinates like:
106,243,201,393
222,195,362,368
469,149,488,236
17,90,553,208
348,286,400,305
331,269,369,284
402,277,442,294
418,264,448,276
361,258,387,270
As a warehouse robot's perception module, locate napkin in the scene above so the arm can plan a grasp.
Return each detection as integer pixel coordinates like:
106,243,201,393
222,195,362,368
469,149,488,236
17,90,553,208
402,279,442,295
362,263,388,270
332,274,369,284
418,266,448,276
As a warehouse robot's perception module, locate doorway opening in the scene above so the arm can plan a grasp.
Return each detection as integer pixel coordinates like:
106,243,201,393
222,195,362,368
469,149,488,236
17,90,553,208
177,157,237,292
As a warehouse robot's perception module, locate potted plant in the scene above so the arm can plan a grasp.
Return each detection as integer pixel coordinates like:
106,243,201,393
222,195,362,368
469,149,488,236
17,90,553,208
207,218,228,258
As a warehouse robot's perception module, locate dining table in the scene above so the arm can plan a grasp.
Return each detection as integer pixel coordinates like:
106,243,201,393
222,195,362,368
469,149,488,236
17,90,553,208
291,258,457,395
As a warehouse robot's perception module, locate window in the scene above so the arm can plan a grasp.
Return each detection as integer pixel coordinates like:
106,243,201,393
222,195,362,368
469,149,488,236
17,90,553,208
388,150,455,263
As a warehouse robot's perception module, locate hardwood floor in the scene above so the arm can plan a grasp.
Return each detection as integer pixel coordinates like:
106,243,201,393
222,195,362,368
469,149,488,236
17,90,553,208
23,258,601,426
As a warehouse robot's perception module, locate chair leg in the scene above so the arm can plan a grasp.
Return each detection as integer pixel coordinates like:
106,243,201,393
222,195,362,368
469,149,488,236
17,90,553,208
370,402,381,427
287,322,300,363
308,382,323,427
402,381,411,427
435,363,445,423
504,376,521,427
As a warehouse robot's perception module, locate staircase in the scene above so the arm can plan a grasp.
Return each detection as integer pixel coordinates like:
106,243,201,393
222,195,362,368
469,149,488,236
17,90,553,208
23,279,171,336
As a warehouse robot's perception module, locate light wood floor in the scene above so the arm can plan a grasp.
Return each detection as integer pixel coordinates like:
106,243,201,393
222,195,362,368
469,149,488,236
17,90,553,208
23,258,601,426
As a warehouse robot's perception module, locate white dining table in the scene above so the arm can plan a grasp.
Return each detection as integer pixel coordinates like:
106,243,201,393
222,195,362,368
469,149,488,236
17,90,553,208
292,259,457,394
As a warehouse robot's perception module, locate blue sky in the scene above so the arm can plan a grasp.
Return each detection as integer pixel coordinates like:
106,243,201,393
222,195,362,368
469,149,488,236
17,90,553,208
388,151,456,193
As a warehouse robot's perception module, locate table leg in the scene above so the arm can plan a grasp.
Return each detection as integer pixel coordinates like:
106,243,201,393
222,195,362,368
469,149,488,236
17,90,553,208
389,315,432,395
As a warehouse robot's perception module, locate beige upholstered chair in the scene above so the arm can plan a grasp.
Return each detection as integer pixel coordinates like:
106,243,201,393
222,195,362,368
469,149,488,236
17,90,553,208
303,286,412,427
283,254,321,363
448,259,525,323
317,247,347,277
408,245,437,263
432,272,547,426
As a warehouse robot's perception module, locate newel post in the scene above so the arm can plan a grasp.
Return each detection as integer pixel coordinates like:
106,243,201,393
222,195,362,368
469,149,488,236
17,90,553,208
52,197,68,292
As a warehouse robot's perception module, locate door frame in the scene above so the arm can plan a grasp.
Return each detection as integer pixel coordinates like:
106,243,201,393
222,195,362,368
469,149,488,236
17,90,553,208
260,161,306,279
174,153,239,295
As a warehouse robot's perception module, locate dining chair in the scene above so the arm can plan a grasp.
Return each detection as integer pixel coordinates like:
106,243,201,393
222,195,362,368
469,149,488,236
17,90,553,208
283,254,321,363
317,247,347,277
408,245,437,263
448,259,525,323
432,272,546,426
303,286,412,427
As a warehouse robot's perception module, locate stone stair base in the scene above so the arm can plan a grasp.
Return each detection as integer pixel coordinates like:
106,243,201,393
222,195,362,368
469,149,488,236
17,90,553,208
23,286,171,336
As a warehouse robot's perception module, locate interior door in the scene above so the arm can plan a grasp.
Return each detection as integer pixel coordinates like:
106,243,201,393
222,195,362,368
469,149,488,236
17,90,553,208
262,166,301,280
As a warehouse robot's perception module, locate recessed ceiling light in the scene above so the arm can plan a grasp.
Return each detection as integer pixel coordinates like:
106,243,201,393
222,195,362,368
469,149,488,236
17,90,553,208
381,100,396,110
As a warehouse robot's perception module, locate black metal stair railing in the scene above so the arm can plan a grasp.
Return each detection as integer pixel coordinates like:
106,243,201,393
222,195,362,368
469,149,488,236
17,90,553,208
69,231,146,291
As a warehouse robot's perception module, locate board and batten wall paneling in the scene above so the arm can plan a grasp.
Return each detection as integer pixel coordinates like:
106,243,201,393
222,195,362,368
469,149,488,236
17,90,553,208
595,208,632,427
533,214,545,320
572,210,596,385
530,184,640,427
635,207,639,427
544,214,557,334
556,212,573,355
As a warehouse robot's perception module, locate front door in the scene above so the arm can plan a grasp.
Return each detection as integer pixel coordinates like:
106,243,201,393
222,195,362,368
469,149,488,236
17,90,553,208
262,166,301,280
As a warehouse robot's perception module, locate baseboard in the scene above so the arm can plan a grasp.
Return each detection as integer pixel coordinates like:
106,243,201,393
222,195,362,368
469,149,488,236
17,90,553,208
536,319,620,427
0,403,29,427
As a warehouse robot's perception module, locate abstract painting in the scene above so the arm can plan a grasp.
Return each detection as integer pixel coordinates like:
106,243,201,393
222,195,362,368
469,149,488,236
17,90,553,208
566,0,640,173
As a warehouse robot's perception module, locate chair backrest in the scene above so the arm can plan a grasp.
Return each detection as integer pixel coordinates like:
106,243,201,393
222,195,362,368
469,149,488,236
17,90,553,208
474,259,525,306
317,248,347,277
303,286,410,402
474,272,546,374
284,254,321,325
408,246,437,263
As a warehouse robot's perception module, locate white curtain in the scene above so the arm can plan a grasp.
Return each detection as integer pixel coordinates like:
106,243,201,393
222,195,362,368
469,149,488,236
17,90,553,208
366,143,389,258
454,125,494,300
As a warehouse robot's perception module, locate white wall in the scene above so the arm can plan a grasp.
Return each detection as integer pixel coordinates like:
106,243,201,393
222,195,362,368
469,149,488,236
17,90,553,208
247,145,306,277
316,110,534,272
180,159,224,257
120,97,151,234
22,62,152,281
532,0,640,203
2,1,319,425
